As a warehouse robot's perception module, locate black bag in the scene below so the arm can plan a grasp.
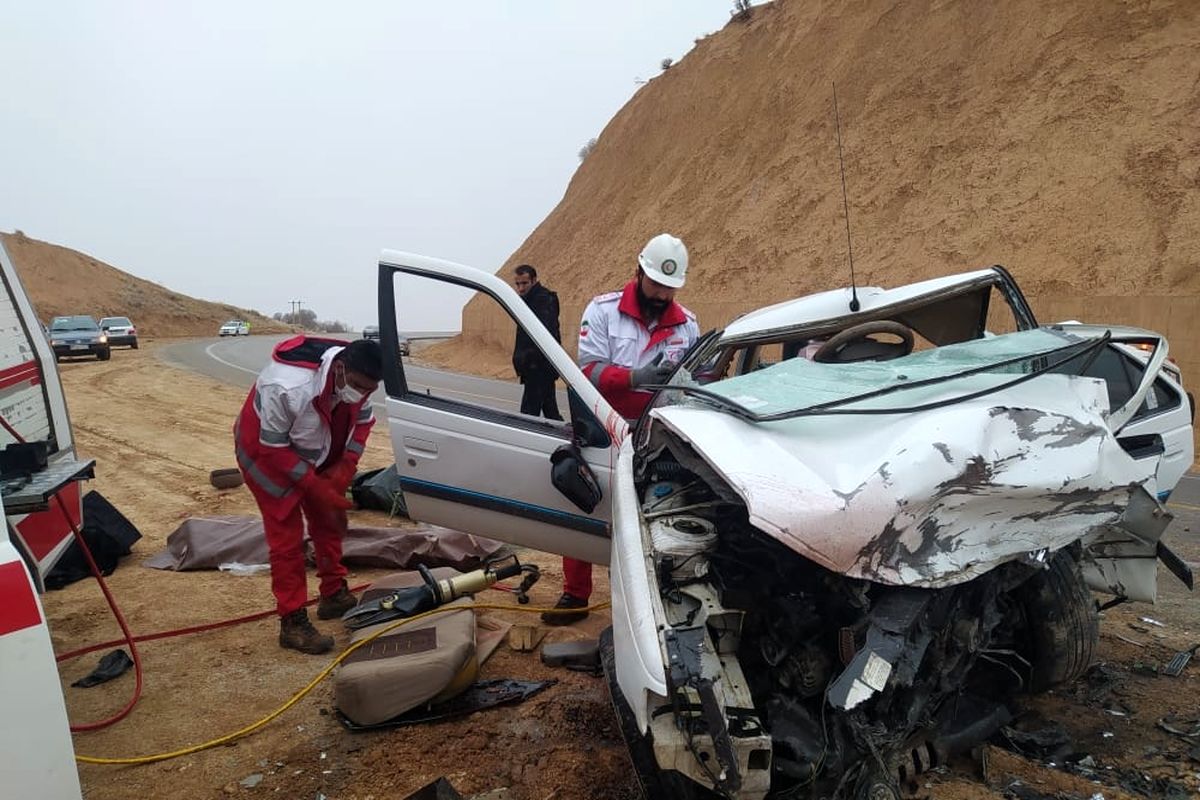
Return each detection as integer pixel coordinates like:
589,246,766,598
350,465,408,517
550,444,602,514
44,491,142,590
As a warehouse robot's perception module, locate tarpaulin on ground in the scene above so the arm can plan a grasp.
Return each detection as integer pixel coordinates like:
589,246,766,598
142,515,504,572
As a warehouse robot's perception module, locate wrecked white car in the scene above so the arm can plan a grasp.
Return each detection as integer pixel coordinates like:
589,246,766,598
377,255,1193,800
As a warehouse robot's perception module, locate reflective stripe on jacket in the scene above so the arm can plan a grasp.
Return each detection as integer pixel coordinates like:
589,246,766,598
234,336,375,510
577,280,699,420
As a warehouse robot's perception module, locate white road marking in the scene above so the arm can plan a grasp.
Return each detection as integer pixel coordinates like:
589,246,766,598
203,341,260,376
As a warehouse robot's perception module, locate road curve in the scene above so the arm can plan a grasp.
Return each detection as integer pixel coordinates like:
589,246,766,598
158,334,530,414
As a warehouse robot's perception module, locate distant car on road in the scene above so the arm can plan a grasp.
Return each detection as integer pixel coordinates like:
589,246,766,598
99,316,138,349
219,320,250,336
363,324,409,355
48,315,111,361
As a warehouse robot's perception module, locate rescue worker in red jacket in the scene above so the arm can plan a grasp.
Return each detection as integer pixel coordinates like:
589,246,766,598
543,233,700,625
235,336,382,653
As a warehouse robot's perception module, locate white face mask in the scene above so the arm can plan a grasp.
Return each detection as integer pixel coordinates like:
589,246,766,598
335,363,366,404
337,384,364,405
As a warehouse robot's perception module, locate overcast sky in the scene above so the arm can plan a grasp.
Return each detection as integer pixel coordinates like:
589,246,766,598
0,1,737,329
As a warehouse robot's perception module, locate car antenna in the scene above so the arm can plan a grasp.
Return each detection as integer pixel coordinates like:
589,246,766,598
833,82,861,312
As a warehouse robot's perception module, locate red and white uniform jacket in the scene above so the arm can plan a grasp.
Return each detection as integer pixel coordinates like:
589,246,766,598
578,280,699,420
234,336,374,518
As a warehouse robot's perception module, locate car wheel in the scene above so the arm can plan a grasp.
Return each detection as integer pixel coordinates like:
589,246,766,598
599,627,718,800
132,341,139,350
1018,548,1098,691
97,348,111,361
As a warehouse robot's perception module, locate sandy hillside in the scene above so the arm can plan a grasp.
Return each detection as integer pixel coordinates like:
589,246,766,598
445,0,1199,387
1,231,288,337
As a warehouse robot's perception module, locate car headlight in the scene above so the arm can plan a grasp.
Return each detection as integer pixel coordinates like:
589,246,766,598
98,335,108,343
51,339,61,346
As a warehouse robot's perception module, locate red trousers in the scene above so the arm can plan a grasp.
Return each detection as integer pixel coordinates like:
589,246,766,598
562,556,593,601
256,489,348,617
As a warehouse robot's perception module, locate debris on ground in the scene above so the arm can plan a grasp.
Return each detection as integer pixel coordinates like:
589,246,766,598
70,649,134,688
238,773,263,789
540,639,600,674
1156,715,1200,739
1162,645,1199,677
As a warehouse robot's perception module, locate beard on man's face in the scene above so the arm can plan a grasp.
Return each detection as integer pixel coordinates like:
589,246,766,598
636,281,671,317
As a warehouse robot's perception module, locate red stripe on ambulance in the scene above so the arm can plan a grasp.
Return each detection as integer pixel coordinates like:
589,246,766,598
14,481,81,562
0,359,40,391
0,560,42,636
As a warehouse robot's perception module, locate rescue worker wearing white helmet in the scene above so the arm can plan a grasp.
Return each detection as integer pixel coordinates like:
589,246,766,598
544,233,700,625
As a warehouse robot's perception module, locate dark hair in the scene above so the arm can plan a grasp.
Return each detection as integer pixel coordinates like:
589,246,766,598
514,264,537,281
337,339,383,381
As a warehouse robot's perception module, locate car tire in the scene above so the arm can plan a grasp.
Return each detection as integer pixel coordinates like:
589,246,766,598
132,341,139,350
97,348,111,361
1018,548,1098,692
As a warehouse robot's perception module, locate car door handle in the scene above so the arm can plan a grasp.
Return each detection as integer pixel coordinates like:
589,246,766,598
403,437,438,458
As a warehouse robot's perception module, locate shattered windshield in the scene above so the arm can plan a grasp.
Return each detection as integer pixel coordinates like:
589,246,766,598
682,328,1103,420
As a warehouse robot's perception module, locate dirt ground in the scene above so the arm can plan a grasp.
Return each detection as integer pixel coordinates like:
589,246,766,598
48,341,1200,799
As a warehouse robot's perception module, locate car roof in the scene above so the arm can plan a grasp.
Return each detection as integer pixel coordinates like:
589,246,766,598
720,268,1004,342
51,315,98,325
100,316,131,322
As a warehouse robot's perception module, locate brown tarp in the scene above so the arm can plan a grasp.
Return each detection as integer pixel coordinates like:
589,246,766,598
143,515,504,572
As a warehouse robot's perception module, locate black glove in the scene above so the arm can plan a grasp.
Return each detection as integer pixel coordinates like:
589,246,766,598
629,359,675,388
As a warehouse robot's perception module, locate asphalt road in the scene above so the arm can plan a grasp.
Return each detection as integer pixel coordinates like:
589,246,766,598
159,333,530,415
160,333,1200,530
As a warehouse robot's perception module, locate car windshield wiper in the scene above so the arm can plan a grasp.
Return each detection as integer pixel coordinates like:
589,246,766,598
648,332,1112,423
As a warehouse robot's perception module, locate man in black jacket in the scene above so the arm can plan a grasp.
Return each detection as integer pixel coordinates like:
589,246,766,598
512,264,562,420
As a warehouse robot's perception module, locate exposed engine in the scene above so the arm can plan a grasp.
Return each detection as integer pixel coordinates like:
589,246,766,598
637,449,1067,800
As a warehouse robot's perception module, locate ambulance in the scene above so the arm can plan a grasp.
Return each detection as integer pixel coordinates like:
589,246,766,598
0,238,89,798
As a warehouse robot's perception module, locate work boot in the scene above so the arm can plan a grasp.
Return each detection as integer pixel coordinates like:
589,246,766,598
316,583,359,620
279,609,334,655
541,593,589,626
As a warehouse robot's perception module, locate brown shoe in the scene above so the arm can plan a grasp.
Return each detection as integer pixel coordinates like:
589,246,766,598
316,584,358,620
279,609,334,654
541,593,589,626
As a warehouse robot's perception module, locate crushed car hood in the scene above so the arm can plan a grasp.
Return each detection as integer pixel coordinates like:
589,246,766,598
652,333,1156,588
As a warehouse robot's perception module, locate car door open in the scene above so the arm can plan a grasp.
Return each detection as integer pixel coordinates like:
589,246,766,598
377,251,625,566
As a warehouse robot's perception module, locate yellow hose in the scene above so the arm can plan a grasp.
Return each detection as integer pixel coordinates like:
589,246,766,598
75,600,611,766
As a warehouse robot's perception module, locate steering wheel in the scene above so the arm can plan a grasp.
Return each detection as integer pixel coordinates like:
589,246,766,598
812,321,915,363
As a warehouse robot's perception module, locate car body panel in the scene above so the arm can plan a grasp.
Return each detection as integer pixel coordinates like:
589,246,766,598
719,267,1034,344
610,440,669,730
651,370,1155,589
0,522,82,799
377,250,625,567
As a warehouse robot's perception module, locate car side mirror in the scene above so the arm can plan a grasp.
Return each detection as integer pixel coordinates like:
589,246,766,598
549,443,602,513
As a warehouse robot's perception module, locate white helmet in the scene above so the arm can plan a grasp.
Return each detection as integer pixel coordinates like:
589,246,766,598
638,233,688,289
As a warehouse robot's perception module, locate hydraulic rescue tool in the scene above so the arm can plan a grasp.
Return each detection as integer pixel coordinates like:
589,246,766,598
341,556,540,629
